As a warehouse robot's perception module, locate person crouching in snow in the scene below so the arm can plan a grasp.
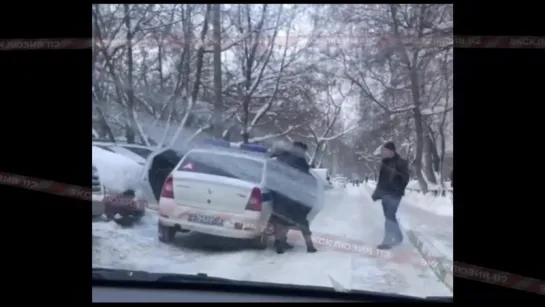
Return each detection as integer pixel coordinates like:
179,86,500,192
372,141,410,250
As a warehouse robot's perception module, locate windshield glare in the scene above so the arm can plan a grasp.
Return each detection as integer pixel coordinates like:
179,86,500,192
92,3,453,300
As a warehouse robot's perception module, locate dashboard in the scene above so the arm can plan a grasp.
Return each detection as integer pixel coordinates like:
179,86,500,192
92,277,452,303
93,286,348,302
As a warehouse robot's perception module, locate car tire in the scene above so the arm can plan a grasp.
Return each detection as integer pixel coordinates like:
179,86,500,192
114,215,137,227
251,234,268,250
158,223,176,243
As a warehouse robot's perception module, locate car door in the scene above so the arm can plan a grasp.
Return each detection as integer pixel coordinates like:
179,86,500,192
139,148,165,211
140,148,185,211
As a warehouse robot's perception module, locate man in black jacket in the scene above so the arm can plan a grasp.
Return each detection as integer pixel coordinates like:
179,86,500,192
372,142,410,250
270,141,317,254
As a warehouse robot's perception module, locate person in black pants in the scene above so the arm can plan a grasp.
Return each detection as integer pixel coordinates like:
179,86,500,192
371,142,410,250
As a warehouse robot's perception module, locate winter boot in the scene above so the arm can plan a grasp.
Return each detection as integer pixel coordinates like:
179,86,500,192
274,239,285,254
304,235,317,253
377,234,394,250
390,232,404,246
281,241,294,249
377,243,392,250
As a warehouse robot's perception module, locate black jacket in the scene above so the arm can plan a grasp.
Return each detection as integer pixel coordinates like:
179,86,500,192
373,154,410,199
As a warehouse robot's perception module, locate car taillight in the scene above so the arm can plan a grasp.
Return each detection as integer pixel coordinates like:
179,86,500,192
245,188,262,212
161,175,174,199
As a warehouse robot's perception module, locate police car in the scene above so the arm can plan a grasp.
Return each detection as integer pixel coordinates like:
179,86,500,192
157,140,324,249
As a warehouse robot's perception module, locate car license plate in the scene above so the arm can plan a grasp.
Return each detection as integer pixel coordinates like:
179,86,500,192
188,213,224,226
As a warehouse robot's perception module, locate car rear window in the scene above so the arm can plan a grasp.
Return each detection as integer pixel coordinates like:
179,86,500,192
95,145,115,153
178,152,264,184
122,146,154,159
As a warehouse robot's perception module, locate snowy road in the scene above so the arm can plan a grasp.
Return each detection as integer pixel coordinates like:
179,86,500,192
92,186,452,298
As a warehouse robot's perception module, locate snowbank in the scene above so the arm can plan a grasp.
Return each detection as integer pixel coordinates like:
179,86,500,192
403,190,453,217
92,146,144,195
406,180,452,192
367,181,452,217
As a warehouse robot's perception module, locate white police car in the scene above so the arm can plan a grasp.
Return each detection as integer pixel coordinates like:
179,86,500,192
157,140,324,249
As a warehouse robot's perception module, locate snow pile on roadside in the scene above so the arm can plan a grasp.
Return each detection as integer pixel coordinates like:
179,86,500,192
407,180,441,191
406,180,452,192
92,146,144,194
403,190,452,217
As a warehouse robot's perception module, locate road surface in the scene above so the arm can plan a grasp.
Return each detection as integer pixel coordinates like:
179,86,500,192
92,186,452,298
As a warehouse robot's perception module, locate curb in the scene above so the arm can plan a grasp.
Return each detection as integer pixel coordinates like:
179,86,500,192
362,184,453,292
404,228,454,292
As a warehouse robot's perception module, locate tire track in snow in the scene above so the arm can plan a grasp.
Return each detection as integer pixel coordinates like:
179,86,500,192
93,214,266,281
92,187,451,297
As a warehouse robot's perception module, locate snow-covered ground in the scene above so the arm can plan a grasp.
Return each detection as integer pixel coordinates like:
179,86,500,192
366,182,453,260
403,190,452,217
369,182,453,218
406,180,452,192
93,186,452,298
364,182,453,290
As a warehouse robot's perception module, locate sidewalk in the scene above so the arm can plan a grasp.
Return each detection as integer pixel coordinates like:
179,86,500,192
398,203,453,262
398,196,454,291
364,183,454,292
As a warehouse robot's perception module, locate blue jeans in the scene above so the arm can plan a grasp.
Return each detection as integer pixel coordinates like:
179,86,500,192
381,194,403,244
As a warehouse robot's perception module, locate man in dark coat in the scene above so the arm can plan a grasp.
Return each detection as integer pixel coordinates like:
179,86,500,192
270,141,317,254
372,142,410,250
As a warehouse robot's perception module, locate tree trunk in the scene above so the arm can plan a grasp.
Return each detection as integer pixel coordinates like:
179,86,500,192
123,4,147,145
423,133,438,185
410,68,429,194
212,4,223,138
95,106,116,141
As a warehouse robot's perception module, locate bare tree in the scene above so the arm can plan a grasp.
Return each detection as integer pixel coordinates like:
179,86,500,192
324,4,453,193
298,80,358,165
211,4,224,138
168,4,211,147
221,4,319,144
92,4,452,184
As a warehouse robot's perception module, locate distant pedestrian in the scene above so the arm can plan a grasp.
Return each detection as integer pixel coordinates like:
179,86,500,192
371,142,410,250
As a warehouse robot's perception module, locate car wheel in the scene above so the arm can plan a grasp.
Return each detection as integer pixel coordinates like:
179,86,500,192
114,215,136,227
251,234,268,250
131,211,145,223
158,223,176,243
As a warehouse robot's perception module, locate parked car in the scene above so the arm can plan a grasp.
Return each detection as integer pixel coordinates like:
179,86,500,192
92,143,186,226
92,164,105,218
156,140,324,249
92,141,155,165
